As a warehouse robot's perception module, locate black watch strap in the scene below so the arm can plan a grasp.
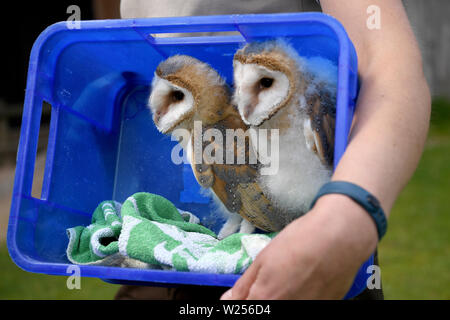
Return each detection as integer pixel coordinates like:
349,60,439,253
309,181,388,240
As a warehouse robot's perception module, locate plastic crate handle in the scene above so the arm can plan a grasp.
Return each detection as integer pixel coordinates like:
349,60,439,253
14,88,46,198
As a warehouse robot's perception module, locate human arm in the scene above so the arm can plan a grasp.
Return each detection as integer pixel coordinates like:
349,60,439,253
221,0,431,299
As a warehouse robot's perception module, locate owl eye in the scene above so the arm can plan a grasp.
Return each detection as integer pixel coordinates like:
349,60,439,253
171,90,185,102
260,77,274,89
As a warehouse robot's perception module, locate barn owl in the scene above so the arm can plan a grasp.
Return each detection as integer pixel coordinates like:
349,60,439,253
233,40,337,226
148,55,282,238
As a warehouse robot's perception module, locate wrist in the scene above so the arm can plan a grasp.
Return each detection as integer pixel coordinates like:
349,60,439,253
309,193,379,259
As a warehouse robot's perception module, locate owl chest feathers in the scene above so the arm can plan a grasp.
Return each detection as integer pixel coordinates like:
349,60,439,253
254,96,332,222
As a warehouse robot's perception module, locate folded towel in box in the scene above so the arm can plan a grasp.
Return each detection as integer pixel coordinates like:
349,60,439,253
66,192,276,274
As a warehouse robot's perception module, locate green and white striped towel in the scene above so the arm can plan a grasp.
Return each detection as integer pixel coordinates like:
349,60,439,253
66,192,276,274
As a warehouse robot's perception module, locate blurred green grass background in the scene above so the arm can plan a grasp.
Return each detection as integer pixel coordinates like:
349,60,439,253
0,99,449,299
378,97,450,299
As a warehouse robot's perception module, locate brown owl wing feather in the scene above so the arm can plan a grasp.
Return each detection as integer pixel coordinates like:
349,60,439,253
189,133,215,189
190,112,282,232
305,82,336,167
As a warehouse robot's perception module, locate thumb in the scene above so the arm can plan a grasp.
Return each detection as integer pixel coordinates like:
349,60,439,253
221,260,260,300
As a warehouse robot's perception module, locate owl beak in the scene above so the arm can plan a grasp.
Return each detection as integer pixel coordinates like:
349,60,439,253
243,104,252,119
153,109,169,133
154,106,169,124
154,111,162,125
242,101,257,121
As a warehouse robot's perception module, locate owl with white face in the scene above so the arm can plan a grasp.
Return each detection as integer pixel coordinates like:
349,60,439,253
149,55,283,238
233,40,337,224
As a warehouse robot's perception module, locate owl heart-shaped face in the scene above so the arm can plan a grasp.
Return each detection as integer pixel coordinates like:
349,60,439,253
233,60,291,126
149,75,195,134
149,55,232,135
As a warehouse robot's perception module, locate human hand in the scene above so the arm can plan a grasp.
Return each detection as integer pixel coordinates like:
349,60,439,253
220,194,379,299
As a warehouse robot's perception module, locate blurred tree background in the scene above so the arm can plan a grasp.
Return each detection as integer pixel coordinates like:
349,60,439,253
0,0,448,299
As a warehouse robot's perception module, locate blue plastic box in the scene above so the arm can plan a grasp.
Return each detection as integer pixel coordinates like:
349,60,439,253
8,13,373,299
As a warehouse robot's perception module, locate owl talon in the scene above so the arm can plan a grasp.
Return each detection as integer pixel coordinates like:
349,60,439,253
238,219,255,234
217,214,242,240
